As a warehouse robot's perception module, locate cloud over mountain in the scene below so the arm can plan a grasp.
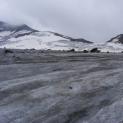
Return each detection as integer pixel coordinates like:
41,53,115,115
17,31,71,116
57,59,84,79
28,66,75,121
0,0,123,42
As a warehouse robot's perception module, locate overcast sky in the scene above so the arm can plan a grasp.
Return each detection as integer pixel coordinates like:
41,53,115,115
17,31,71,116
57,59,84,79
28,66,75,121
0,0,123,42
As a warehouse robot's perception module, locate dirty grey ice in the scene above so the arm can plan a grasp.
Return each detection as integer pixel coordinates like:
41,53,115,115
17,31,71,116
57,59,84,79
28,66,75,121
0,49,123,123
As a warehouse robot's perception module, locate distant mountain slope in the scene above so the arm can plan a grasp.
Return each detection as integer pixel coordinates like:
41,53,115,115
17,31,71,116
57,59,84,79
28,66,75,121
1,21,123,52
98,34,123,52
50,32,93,44
0,21,93,50
107,34,123,44
0,21,37,42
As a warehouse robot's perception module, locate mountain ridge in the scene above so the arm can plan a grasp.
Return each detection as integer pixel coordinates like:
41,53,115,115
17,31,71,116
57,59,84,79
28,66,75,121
0,21,93,50
1,21,123,52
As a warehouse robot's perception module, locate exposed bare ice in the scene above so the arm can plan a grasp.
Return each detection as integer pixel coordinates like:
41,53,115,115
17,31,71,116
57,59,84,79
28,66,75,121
0,49,123,123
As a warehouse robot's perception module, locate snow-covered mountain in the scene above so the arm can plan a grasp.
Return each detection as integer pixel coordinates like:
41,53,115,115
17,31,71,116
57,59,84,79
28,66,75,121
101,34,123,52
0,21,93,50
85,34,123,52
108,34,123,44
1,21,123,52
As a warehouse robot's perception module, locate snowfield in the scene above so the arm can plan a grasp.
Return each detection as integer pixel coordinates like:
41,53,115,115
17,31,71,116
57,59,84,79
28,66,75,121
1,21,123,52
0,31,93,51
0,49,123,123
1,30,123,52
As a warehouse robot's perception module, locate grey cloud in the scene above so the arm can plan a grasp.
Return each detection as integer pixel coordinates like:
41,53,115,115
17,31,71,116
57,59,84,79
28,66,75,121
0,0,123,42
